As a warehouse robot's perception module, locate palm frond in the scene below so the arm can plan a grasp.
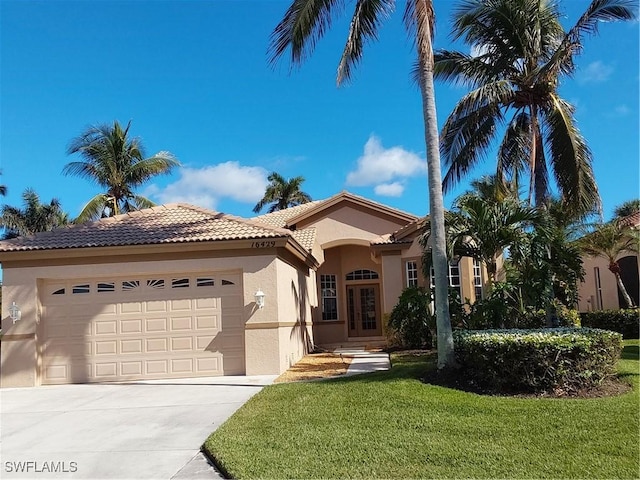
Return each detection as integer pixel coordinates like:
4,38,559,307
126,152,181,188
497,110,531,191
337,0,393,85
76,193,110,223
441,84,511,192
403,0,436,66
539,0,637,81
542,94,601,217
433,50,501,88
269,0,345,68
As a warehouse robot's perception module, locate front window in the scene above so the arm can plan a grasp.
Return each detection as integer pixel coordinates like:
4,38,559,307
406,261,419,287
320,274,338,320
430,261,462,297
473,259,483,300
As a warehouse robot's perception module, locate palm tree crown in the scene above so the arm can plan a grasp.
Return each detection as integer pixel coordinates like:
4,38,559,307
64,120,180,222
253,172,312,214
0,188,69,239
434,0,636,216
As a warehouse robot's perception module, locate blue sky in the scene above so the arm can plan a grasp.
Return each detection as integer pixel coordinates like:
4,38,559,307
1,0,638,222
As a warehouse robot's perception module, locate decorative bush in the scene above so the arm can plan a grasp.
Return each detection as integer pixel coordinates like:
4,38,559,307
453,328,622,394
580,309,639,339
387,287,433,349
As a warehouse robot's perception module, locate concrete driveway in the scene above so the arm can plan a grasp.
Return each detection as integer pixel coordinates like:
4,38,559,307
0,376,275,479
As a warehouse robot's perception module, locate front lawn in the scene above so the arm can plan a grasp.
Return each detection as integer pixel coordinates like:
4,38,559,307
204,340,640,479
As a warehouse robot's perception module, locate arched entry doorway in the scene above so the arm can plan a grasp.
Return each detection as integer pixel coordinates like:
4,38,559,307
345,269,382,337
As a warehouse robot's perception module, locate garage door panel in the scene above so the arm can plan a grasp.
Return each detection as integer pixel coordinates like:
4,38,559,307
121,319,143,334
146,318,168,332
120,339,143,354
122,302,143,314
171,299,191,311
146,301,167,313
121,361,143,376
171,358,194,373
95,340,117,355
171,316,192,330
171,336,193,351
197,356,221,373
95,320,117,335
196,315,218,329
146,338,168,352
146,360,169,375
95,362,117,377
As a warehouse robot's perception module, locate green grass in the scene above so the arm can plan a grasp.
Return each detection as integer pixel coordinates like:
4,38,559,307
204,340,640,479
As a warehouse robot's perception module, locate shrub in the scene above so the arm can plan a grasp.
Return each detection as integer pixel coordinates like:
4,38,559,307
453,328,622,394
580,309,639,339
387,287,433,349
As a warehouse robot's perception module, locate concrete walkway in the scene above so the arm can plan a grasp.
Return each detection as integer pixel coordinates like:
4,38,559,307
332,347,391,376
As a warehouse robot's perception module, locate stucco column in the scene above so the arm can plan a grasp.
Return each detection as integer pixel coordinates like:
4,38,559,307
1,281,39,387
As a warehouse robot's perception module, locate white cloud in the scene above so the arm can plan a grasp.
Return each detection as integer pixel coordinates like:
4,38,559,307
614,104,631,116
577,61,614,84
374,182,405,197
145,161,268,210
346,135,425,188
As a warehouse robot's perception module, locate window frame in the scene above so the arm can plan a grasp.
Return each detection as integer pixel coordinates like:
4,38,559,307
320,274,338,321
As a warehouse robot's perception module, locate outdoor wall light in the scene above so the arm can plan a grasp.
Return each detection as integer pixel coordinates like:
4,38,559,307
9,302,21,323
255,289,265,309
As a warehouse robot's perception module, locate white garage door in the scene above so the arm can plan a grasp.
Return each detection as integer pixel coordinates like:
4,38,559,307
40,272,245,384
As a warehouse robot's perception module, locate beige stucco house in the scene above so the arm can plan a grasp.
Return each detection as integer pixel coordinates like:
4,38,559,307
577,212,640,312
0,192,486,387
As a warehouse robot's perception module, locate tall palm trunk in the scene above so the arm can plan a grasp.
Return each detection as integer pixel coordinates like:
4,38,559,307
416,0,455,369
610,262,635,308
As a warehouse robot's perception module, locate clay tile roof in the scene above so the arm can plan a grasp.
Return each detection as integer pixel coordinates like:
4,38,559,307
290,227,316,252
619,211,640,228
0,204,294,252
252,201,323,228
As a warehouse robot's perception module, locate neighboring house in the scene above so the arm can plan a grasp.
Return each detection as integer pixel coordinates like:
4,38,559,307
577,212,640,312
0,192,487,387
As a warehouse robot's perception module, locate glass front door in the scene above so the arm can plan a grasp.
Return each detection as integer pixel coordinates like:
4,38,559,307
347,284,381,337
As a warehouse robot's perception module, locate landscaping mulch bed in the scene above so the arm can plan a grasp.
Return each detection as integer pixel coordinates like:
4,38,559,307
274,352,352,383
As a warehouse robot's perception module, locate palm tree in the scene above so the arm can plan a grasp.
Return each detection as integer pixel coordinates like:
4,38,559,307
578,220,640,308
614,199,640,220
270,0,456,368
433,0,635,217
424,177,542,289
64,120,180,222
0,188,69,239
253,172,312,214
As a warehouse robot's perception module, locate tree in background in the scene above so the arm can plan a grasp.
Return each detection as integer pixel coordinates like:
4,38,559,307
269,0,456,368
64,120,180,222
614,199,640,220
508,198,587,310
253,172,312,214
0,188,69,239
433,0,635,217
421,176,541,289
578,219,640,308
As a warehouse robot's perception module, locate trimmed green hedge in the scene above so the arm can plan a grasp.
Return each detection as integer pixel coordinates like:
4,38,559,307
580,309,639,339
453,328,622,394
